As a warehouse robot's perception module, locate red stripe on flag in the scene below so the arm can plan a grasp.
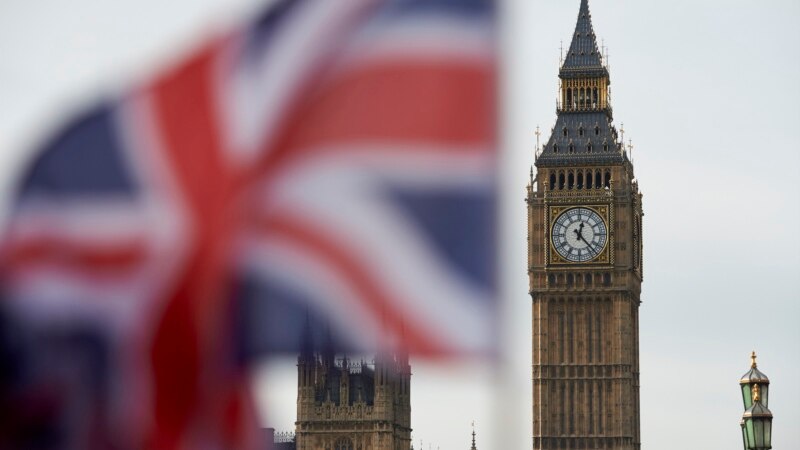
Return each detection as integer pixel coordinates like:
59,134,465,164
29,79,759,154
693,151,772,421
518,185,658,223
253,213,450,356
4,238,146,275
146,39,241,448
253,61,495,177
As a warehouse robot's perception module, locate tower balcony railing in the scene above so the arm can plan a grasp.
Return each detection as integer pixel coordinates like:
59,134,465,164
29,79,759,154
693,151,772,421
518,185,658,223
541,185,614,201
556,101,613,118
274,431,296,443
333,358,373,374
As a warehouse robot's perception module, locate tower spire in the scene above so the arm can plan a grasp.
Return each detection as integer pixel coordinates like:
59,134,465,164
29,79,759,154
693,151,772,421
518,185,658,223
537,0,621,167
561,0,606,77
470,421,477,450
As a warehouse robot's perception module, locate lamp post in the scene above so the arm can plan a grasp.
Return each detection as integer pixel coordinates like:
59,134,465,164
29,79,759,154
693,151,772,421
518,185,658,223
739,352,773,449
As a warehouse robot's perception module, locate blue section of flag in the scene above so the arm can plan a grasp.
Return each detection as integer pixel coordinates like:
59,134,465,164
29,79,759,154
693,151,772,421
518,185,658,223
244,0,302,64
388,0,493,16
386,186,495,293
17,103,137,201
236,274,357,356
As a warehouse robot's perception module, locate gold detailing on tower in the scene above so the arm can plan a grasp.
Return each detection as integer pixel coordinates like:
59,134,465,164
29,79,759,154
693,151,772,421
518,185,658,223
751,351,758,368
752,384,760,403
558,77,610,112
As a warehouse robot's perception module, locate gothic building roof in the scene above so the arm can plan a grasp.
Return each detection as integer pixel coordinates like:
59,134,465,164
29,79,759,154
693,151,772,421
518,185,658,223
561,0,607,79
537,113,626,168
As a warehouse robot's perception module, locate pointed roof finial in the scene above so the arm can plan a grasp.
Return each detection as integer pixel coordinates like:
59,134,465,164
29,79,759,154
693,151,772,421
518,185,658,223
751,351,758,368
299,309,315,362
322,322,336,367
470,421,477,450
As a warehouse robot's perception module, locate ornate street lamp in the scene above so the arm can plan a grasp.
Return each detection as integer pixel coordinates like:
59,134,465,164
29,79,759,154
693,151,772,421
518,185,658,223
739,352,772,449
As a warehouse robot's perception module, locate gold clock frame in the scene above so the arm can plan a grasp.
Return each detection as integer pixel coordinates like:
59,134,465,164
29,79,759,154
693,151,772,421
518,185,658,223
547,204,613,266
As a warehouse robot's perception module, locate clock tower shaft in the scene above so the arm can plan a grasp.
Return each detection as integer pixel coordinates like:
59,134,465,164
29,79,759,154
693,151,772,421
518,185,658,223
527,2,643,449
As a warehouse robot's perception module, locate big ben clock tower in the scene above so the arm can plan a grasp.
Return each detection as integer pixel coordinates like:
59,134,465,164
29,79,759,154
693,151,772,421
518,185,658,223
527,1,643,449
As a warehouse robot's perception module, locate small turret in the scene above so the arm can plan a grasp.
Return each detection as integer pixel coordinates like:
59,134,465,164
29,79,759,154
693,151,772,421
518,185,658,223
322,325,335,369
296,317,317,416
297,314,315,386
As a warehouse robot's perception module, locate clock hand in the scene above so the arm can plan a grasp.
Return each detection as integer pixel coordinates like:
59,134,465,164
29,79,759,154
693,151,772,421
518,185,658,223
573,222,585,239
578,233,596,255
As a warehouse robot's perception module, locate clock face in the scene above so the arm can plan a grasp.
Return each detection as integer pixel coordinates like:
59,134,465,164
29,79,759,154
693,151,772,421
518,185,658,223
551,207,608,262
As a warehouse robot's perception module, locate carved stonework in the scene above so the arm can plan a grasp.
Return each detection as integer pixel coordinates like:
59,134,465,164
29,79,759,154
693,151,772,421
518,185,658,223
295,351,411,450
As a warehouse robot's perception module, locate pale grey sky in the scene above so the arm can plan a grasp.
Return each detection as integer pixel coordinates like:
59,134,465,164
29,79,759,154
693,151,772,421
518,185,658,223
1,1,798,449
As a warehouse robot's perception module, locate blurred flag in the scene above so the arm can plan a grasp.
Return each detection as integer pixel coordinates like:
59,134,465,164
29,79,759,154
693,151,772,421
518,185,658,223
0,0,496,448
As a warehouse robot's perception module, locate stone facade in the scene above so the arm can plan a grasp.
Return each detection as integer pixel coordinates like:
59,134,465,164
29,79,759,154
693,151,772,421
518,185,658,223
294,346,411,450
527,1,643,449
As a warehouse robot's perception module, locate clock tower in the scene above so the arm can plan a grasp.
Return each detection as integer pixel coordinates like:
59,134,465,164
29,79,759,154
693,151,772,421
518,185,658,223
527,1,643,449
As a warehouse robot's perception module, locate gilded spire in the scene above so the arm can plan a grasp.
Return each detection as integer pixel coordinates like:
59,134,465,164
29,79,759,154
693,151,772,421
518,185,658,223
751,350,757,368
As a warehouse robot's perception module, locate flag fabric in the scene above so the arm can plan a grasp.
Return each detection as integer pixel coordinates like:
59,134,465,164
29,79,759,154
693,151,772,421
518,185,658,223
0,0,496,448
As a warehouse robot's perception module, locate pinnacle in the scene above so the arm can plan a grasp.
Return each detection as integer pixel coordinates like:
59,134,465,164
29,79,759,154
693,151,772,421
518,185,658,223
561,0,607,77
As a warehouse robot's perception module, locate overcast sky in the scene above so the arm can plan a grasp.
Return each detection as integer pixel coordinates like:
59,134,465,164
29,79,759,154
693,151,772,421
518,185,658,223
1,1,798,449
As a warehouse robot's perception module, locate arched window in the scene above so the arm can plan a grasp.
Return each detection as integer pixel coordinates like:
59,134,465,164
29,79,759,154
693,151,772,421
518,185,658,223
603,273,611,286
587,144,593,153
553,144,559,153
568,173,575,190
566,88,572,108
549,173,556,191
569,144,575,153
579,126,584,136
584,273,592,285
593,87,599,107
562,127,568,137
577,172,584,189
603,144,608,152
595,125,600,135
595,170,602,189
604,170,611,188
580,88,586,107
586,172,593,189
335,437,354,450
558,172,565,190
567,274,574,286
548,274,556,285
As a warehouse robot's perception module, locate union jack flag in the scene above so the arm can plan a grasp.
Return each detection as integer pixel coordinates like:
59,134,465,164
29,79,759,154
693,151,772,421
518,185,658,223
0,0,496,448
